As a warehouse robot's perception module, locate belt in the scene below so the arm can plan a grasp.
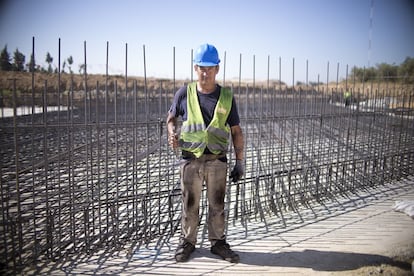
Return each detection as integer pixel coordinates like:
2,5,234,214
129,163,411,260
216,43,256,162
182,151,226,161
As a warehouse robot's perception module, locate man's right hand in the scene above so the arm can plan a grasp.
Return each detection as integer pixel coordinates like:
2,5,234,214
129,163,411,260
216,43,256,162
168,132,179,149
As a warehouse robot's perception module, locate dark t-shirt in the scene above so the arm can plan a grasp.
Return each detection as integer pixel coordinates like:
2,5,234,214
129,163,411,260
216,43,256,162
169,84,240,127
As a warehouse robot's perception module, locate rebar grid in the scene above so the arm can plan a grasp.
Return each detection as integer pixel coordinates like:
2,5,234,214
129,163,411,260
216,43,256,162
1,39,413,273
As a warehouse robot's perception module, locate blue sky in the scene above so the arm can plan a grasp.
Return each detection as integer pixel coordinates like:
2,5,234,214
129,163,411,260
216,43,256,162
1,0,413,85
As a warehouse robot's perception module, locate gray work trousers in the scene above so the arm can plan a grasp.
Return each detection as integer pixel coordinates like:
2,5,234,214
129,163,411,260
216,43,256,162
179,154,227,246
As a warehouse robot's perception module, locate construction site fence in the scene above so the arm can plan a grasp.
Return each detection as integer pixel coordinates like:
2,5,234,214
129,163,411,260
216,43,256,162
1,39,414,273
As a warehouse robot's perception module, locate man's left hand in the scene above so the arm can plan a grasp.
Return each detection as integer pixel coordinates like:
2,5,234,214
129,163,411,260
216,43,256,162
230,160,244,182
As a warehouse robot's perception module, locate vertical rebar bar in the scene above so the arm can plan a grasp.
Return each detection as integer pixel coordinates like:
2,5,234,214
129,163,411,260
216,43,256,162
104,41,110,244
56,37,62,257
143,44,150,242
96,80,102,243
12,78,22,268
30,36,38,263
223,51,226,87
114,79,119,244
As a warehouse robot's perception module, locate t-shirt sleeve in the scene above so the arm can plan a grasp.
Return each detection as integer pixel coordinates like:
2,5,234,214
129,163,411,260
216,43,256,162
227,97,240,127
169,86,187,117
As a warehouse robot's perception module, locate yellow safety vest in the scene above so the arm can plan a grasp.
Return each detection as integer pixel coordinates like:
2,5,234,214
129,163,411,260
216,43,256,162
179,82,232,158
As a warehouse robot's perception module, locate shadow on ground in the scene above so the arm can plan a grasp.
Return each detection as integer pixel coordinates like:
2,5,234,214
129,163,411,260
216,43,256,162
236,249,411,272
12,246,411,275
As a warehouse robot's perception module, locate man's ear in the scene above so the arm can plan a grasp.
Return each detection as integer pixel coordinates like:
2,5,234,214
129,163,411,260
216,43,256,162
215,65,220,74
194,65,198,71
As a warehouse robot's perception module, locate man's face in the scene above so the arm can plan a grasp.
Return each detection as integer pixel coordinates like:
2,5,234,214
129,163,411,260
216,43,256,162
194,65,219,85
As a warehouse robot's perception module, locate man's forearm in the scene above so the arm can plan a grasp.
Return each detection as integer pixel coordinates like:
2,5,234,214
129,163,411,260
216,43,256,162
231,125,244,160
166,112,176,134
166,112,178,149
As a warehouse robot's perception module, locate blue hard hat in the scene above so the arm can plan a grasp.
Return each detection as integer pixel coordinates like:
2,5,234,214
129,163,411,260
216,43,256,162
193,43,220,66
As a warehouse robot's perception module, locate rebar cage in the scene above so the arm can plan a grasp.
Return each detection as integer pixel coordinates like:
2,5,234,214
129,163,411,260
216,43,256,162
1,39,413,273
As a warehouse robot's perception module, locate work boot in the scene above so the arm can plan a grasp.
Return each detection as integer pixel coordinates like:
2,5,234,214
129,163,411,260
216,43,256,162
175,240,195,262
211,240,240,263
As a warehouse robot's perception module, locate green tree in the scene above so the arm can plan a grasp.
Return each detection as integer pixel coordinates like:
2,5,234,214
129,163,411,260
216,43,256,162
350,58,414,83
351,67,364,82
351,66,376,82
78,63,85,75
26,53,36,72
0,45,12,71
67,55,73,74
12,48,25,71
46,52,53,73
376,62,398,81
364,67,377,82
398,57,414,83
62,60,66,73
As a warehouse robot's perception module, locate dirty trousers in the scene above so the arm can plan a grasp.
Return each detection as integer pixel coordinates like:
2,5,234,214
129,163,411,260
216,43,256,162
179,155,227,246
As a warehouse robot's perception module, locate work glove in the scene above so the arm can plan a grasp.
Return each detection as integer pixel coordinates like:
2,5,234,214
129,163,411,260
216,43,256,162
230,160,244,182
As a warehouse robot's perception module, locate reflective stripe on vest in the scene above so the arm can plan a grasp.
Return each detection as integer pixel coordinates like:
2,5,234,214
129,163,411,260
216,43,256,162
179,82,232,158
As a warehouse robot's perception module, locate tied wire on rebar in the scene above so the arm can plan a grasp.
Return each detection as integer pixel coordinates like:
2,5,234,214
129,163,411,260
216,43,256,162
0,37,413,273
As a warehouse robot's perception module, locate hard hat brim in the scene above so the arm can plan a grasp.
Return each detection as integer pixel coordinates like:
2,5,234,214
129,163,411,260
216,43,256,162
194,61,219,66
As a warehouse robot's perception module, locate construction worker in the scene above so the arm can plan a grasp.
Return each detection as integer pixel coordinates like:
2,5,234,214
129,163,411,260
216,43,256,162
344,90,351,106
166,43,244,263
